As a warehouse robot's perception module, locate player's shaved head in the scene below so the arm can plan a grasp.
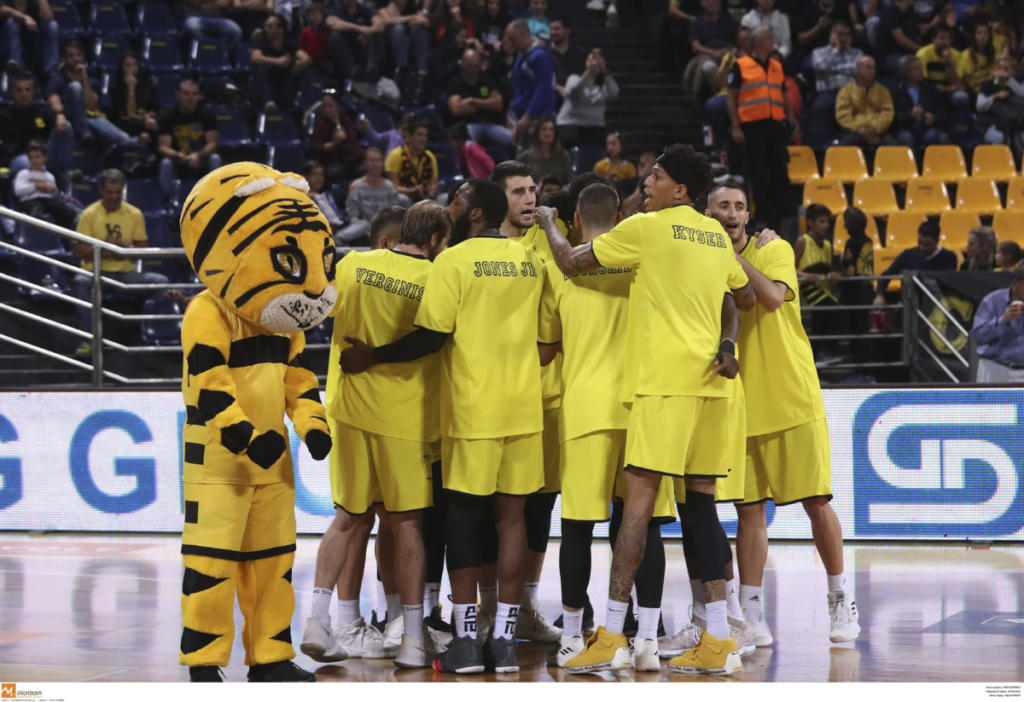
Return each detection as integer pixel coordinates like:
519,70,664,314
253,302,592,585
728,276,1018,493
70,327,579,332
576,183,619,231
466,178,509,229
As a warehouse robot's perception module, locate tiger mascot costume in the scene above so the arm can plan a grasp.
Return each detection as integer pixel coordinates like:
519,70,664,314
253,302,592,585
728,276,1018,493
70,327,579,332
177,162,336,682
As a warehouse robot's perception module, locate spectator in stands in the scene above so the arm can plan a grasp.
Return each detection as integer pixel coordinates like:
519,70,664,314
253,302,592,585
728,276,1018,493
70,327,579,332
432,0,474,46
877,0,921,76
374,0,430,86
385,117,438,202
962,225,996,271
970,268,1024,383
184,0,243,48
156,78,222,199
792,0,858,56
341,146,405,243
977,56,1024,151
362,112,408,155
539,174,564,201
506,17,556,144
892,54,951,149
518,115,572,185
957,22,997,94
593,131,635,184
431,20,475,88
727,27,797,231
839,206,874,346
108,52,160,145
835,54,896,149
71,169,168,356
622,148,656,215
527,0,550,43
488,27,518,93
917,26,969,108
687,0,738,97
740,0,791,58
231,0,275,41
995,241,1022,271
556,48,619,149
704,25,748,169
448,122,494,179
1,0,58,75
476,0,508,53
445,47,511,147
795,203,840,309
660,0,699,72
251,13,311,111
873,219,957,304
549,14,587,89
47,40,131,149
305,159,344,233
0,73,72,177
806,19,862,146
917,3,960,50
324,0,380,81
299,3,331,73
13,140,81,229
311,89,365,183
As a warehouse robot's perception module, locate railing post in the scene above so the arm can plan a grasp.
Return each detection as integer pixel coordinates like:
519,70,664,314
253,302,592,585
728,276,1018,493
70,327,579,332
902,272,914,371
91,247,103,388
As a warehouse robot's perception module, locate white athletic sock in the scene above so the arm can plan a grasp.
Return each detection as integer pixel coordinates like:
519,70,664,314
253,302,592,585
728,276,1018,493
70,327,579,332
386,592,402,623
705,600,728,639
522,581,540,609
690,578,706,620
562,608,584,638
739,584,762,620
424,582,441,612
336,598,360,627
605,599,629,635
479,584,498,614
403,604,424,638
726,577,744,621
311,587,333,628
453,603,478,639
493,602,519,640
827,573,846,596
376,580,387,620
636,606,660,641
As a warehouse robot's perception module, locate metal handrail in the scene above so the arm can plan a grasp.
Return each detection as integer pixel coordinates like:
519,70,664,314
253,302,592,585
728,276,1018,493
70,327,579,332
915,308,971,368
916,337,961,383
911,274,971,339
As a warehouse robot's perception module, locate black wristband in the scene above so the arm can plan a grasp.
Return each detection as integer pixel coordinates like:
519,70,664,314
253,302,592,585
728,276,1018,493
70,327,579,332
718,339,736,358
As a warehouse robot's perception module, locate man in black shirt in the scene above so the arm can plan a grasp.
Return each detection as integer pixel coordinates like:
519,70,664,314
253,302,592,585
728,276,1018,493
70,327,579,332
873,220,957,303
548,15,587,88
445,47,512,147
250,13,311,110
876,0,921,76
0,73,73,176
156,78,222,198
324,0,382,81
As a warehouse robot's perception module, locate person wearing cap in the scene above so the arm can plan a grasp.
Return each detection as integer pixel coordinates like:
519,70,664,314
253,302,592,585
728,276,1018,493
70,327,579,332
971,269,1024,384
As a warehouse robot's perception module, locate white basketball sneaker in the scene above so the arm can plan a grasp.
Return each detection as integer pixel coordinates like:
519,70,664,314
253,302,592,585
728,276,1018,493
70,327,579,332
658,622,702,658
742,605,774,647
630,637,661,672
828,593,860,643
394,633,436,669
333,617,390,659
546,634,585,667
300,618,347,662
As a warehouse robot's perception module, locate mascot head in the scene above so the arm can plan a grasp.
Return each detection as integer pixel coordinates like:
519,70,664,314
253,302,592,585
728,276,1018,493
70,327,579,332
180,162,337,333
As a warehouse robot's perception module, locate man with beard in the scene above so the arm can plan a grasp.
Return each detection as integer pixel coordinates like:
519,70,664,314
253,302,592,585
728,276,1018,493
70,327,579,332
340,178,558,674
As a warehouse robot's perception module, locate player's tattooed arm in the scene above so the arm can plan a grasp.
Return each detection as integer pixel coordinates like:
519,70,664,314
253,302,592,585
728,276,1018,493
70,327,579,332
536,205,601,275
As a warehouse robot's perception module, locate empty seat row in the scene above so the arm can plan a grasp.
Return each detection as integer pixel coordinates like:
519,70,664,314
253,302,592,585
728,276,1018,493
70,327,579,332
53,0,179,40
803,177,1024,215
789,145,1021,185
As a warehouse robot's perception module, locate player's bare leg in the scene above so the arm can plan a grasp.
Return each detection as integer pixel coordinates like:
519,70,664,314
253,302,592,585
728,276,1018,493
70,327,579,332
734,501,772,645
803,497,859,642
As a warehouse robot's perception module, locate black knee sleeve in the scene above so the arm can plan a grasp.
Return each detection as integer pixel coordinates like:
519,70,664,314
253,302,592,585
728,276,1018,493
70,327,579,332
445,490,487,571
559,519,594,608
422,461,447,581
525,491,557,554
480,496,498,564
635,520,665,608
682,490,729,583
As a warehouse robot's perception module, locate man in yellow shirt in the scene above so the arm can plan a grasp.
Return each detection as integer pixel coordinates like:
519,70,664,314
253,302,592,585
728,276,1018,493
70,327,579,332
302,202,450,669
538,143,755,676
71,168,167,356
340,178,557,675
711,180,860,647
916,25,971,114
834,55,896,149
384,118,439,202
490,160,563,644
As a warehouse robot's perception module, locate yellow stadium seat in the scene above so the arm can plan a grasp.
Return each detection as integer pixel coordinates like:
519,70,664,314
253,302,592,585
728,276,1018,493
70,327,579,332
992,210,1024,244
833,207,880,256
802,179,848,212
886,211,928,250
788,145,820,183
922,144,968,182
1007,175,1024,212
873,146,919,184
852,178,899,218
939,211,982,251
971,144,1017,181
954,178,1001,214
823,146,869,182
905,179,951,214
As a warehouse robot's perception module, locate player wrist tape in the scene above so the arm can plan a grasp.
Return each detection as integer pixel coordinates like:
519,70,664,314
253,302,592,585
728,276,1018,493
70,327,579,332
718,339,736,357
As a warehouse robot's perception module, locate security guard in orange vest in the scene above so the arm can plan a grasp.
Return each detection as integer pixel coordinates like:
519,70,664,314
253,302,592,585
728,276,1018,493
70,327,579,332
725,27,798,232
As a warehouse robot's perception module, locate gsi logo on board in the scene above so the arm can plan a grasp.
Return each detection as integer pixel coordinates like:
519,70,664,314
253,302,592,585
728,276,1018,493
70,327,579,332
852,391,1024,538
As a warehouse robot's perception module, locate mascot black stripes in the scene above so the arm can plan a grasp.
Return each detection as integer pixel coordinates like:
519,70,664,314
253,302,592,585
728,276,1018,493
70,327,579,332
177,162,336,683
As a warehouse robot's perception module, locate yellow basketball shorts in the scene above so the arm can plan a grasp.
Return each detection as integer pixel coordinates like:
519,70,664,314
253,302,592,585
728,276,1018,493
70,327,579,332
740,416,833,506
541,407,561,494
441,432,544,497
675,381,747,503
625,394,732,478
329,418,434,514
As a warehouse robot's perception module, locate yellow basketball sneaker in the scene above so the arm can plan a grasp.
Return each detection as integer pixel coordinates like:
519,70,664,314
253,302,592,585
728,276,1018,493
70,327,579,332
564,626,631,673
667,630,742,675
